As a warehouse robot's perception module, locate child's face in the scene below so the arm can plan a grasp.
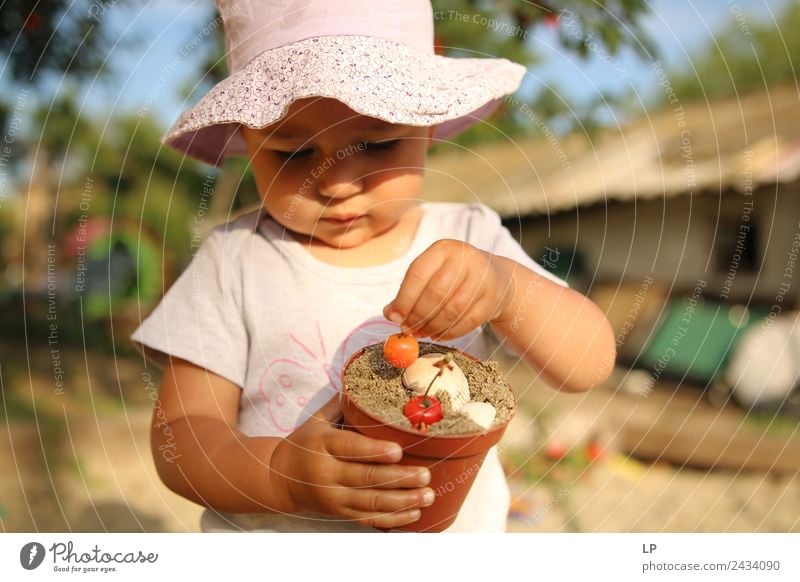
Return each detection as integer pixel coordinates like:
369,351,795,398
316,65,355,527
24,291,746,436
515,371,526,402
241,97,435,250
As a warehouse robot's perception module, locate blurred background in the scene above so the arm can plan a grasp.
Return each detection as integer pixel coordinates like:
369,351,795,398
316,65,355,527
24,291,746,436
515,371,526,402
1,0,798,532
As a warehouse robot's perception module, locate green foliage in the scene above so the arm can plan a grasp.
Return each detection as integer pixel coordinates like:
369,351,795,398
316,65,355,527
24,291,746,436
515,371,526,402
744,409,800,436
0,1,120,83
32,86,95,156
1,385,37,422
26,89,210,256
665,2,800,103
438,1,656,144
98,113,209,250
433,0,655,60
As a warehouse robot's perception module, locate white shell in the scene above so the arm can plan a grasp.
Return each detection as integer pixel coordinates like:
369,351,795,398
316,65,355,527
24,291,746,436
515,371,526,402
458,402,497,430
402,353,470,410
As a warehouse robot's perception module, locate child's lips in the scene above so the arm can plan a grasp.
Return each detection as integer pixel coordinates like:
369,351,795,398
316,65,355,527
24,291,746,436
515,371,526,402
321,213,365,226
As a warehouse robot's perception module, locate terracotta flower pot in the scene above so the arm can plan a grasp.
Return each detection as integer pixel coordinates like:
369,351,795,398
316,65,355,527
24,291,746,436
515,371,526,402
340,346,514,532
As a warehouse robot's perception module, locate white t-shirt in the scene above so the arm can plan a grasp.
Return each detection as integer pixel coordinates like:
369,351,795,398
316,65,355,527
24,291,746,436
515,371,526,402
131,201,565,532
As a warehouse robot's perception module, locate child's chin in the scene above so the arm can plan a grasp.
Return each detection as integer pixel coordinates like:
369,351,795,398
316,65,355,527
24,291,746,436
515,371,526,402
327,234,370,249
304,229,365,249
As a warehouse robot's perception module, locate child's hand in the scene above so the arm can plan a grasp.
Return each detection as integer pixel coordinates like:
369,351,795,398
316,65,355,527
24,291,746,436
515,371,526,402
270,396,434,529
383,240,515,340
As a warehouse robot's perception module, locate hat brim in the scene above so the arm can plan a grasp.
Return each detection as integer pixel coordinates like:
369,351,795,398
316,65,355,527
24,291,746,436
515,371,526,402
162,36,526,166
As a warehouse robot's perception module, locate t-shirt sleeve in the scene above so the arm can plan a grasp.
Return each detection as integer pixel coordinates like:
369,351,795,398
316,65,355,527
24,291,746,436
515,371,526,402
129,227,248,388
464,203,568,288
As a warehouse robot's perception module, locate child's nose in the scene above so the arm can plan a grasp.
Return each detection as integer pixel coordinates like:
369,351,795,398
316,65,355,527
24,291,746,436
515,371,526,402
316,161,363,199
318,179,362,199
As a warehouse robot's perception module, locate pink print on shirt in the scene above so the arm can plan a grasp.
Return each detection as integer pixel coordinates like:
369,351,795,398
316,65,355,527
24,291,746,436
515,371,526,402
258,318,399,433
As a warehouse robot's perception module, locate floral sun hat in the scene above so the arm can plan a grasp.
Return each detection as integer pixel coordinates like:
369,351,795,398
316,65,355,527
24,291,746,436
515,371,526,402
162,0,527,166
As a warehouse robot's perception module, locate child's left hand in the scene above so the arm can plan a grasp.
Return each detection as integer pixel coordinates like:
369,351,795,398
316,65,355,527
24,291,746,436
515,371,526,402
383,240,515,340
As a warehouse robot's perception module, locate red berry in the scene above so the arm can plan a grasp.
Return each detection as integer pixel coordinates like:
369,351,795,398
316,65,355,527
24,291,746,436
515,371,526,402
24,12,42,33
585,442,604,462
545,441,568,460
403,395,443,429
383,333,419,368
543,13,559,29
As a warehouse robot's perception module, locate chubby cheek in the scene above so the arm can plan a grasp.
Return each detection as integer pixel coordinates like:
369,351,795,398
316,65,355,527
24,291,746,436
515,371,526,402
261,191,317,235
253,164,313,217
369,170,425,211
252,158,297,199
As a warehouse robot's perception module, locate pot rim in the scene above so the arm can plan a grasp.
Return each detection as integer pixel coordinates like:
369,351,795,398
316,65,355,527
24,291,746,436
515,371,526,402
340,343,516,442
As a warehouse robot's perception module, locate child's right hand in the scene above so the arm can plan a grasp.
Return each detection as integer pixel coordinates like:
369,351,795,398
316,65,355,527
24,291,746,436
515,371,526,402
270,395,435,529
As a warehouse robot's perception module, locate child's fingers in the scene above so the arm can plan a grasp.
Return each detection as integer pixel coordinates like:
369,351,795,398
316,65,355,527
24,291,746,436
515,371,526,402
346,508,423,530
419,257,515,339
401,261,469,333
427,307,486,341
326,426,403,463
405,264,477,337
339,461,430,489
384,242,448,325
415,276,487,339
342,487,434,518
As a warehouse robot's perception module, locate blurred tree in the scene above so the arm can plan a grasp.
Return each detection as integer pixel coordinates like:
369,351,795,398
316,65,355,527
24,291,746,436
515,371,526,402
15,86,207,295
0,1,228,351
665,2,800,103
434,0,655,60
0,0,136,85
0,0,146,292
19,88,96,290
32,92,211,267
434,0,656,144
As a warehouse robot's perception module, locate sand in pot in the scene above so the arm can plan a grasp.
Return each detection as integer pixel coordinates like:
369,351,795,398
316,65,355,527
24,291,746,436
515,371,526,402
342,343,515,435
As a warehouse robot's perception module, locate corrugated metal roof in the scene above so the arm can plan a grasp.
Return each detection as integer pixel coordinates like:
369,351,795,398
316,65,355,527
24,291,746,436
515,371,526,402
422,86,800,217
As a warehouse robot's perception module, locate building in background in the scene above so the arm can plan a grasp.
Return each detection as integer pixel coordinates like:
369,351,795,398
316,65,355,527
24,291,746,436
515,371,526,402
424,86,800,406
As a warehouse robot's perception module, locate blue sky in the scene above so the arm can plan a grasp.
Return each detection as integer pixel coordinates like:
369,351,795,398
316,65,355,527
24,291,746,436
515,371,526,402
529,0,789,102
3,0,792,132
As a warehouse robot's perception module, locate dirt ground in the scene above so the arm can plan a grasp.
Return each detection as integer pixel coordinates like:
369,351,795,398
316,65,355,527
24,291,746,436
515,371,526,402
1,345,798,532
501,357,800,533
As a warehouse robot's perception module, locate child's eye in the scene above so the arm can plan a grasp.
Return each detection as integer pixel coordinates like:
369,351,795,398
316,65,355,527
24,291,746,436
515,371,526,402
361,139,400,152
272,148,313,161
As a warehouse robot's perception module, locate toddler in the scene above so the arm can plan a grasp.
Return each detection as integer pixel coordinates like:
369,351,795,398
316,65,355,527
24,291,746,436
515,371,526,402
132,0,615,532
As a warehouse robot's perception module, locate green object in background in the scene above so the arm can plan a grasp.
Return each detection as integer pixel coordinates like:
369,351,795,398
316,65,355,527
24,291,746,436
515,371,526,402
82,231,161,319
639,297,767,385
